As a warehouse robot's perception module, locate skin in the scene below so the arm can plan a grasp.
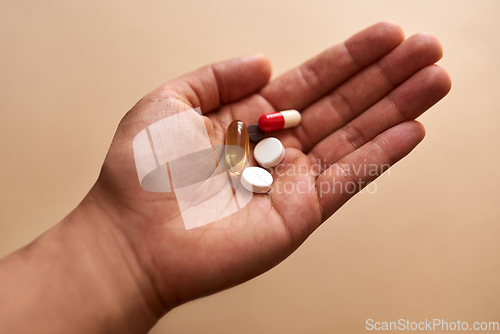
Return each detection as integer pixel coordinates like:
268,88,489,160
0,22,451,333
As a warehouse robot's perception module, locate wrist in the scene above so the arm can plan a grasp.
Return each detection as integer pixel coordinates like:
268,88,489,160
53,190,168,332
0,188,166,334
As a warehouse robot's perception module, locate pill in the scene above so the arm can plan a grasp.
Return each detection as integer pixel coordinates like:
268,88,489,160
258,109,301,132
248,123,265,143
241,167,273,193
254,137,285,168
225,120,249,175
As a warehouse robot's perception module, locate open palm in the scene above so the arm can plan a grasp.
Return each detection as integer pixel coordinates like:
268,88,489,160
93,22,450,311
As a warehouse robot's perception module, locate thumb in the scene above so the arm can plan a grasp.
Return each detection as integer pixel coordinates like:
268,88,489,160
154,54,272,114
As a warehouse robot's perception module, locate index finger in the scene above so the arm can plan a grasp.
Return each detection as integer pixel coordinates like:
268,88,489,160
260,22,405,111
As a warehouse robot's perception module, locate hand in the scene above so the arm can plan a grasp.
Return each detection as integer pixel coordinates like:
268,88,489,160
0,22,451,334
89,22,451,315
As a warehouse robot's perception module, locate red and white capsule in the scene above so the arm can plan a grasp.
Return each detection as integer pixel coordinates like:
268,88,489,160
258,109,301,132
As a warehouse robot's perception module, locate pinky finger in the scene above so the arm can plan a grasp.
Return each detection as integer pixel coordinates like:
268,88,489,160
316,120,425,221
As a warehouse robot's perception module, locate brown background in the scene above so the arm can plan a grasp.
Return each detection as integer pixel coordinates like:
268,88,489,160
1,1,499,333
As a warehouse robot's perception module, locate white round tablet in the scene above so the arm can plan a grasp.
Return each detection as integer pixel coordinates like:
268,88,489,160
241,167,273,193
253,137,285,168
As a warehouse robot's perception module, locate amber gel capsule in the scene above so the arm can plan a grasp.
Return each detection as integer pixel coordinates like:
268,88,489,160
225,120,249,175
